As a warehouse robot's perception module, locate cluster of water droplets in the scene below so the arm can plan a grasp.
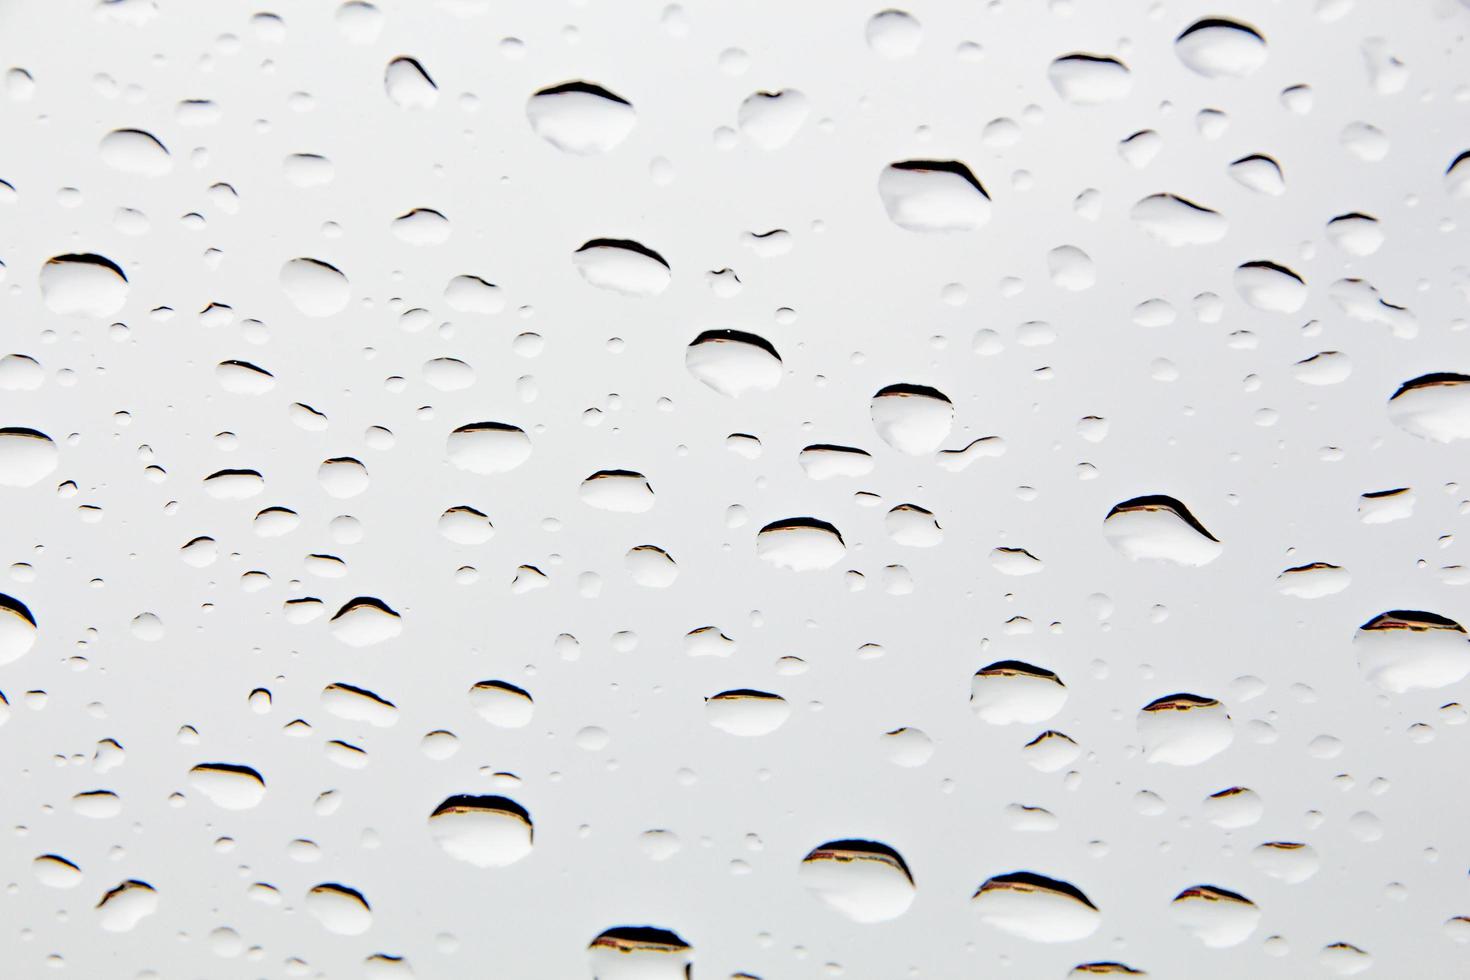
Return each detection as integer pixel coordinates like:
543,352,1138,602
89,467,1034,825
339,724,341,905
1,0,1469,977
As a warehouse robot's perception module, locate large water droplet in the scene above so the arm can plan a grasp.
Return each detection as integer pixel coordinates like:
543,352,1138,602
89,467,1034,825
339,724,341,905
973,872,1101,942
799,839,915,922
39,254,128,317
0,428,57,487
1138,694,1233,765
871,383,953,454
685,329,781,397
526,81,636,154
279,257,350,317
187,763,266,810
1174,18,1267,78
1354,611,1470,692
755,518,845,571
428,795,533,867
878,160,990,231
1103,495,1221,566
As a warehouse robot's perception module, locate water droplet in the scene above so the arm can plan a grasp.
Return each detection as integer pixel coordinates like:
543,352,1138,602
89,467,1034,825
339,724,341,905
279,257,350,317
1170,885,1259,948
799,840,915,922
1354,611,1470,692
99,128,171,176
1139,694,1232,765
187,763,266,810
0,428,57,488
1174,18,1267,78
878,161,990,231
447,422,532,474
973,872,1100,942
428,795,533,867
526,81,636,154
1048,54,1131,105
871,383,953,454
755,518,845,571
705,689,790,736
39,254,127,317
685,329,782,396
1103,495,1222,566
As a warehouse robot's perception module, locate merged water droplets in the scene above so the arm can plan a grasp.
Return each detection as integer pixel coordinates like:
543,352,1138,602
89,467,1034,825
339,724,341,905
526,81,636,154
799,840,915,923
